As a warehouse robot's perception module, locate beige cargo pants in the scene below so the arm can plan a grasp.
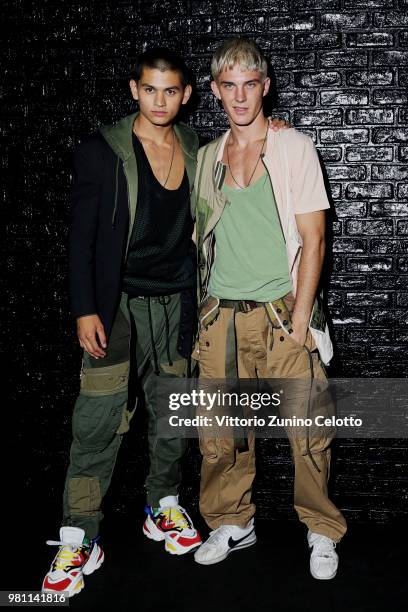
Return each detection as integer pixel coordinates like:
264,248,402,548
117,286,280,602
193,300,347,543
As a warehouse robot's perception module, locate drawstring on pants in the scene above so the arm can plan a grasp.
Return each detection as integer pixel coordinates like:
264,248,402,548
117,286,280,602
305,346,321,473
147,297,160,375
158,296,173,367
146,295,173,376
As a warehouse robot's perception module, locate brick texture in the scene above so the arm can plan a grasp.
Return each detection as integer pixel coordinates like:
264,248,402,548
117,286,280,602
3,0,408,524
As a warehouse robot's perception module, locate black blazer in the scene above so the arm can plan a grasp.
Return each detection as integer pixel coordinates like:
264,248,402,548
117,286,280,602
68,133,129,338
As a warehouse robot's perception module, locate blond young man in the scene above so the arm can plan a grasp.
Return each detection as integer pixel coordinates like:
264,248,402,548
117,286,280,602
193,39,347,579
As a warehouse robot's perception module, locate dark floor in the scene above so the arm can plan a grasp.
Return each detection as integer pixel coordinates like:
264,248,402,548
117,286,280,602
5,504,407,612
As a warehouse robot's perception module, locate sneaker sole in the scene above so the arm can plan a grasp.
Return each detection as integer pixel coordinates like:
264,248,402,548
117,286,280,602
143,517,165,542
82,547,105,576
310,567,337,580
165,537,202,556
194,535,257,566
42,572,85,599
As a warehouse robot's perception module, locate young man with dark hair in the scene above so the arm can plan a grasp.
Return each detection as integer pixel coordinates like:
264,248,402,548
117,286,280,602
193,39,347,579
41,48,201,597
41,46,289,597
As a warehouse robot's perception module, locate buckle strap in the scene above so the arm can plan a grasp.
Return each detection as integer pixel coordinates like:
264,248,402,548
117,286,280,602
219,299,263,313
218,296,293,325
264,296,294,330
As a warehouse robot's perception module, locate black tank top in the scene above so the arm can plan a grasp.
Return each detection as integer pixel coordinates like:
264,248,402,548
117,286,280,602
123,133,195,296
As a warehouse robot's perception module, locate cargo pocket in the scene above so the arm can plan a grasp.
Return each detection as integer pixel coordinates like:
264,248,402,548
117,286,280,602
306,353,335,454
80,361,129,397
72,391,126,450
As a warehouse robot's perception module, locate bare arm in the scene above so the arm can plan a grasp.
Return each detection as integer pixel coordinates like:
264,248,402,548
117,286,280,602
291,210,326,346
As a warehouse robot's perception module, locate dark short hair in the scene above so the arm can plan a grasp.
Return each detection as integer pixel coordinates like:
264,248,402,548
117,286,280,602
130,47,191,87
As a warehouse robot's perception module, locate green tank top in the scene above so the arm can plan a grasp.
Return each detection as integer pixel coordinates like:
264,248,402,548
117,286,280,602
208,172,293,302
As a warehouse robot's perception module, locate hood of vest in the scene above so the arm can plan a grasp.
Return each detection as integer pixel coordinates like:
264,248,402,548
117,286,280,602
99,112,198,161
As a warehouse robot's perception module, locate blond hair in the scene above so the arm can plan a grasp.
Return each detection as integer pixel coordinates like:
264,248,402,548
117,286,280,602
211,38,268,80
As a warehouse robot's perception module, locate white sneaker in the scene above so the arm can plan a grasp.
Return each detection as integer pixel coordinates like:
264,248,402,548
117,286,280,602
194,519,256,565
307,530,338,580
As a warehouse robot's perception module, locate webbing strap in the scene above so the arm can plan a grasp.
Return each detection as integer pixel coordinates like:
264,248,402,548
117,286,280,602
225,308,237,379
224,307,248,451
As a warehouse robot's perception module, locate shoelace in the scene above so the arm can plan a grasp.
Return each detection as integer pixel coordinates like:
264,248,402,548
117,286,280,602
206,525,237,546
160,506,191,530
46,539,82,571
310,535,336,558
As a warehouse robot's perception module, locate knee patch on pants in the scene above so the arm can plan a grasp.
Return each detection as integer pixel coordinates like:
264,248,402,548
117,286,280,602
68,476,101,517
79,361,129,397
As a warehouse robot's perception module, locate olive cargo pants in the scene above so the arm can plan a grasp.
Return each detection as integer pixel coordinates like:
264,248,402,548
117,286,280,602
62,292,188,539
194,300,347,543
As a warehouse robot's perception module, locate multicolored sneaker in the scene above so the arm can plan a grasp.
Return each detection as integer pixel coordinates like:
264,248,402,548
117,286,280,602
42,526,104,598
143,495,202,555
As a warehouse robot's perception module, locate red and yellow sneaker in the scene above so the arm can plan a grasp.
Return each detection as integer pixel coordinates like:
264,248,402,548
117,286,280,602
42,526,104,598
143,495,202,555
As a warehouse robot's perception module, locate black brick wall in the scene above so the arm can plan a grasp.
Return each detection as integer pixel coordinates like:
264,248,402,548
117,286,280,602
3,1,408,524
